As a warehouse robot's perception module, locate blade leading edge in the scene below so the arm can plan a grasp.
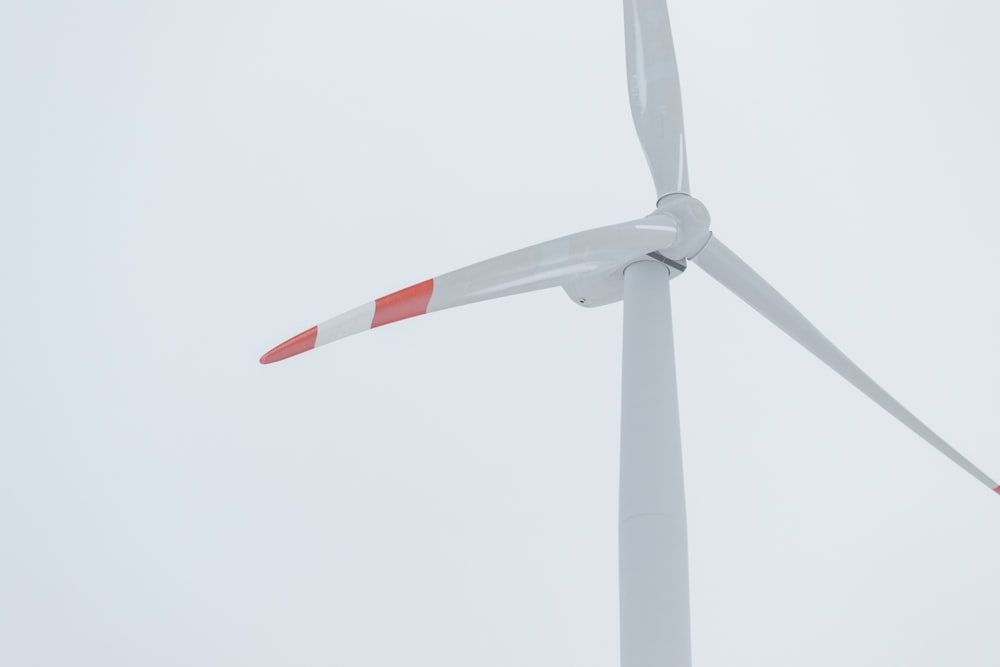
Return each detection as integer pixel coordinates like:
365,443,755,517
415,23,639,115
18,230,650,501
693,235,999,495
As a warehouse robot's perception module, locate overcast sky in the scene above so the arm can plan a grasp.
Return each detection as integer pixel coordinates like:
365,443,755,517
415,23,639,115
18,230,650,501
2,1,999,665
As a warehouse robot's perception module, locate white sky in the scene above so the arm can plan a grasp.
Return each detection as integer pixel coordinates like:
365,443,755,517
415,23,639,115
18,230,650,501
2,1,999,665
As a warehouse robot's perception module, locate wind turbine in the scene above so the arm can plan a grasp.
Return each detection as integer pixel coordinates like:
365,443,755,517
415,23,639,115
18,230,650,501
261,1,999,664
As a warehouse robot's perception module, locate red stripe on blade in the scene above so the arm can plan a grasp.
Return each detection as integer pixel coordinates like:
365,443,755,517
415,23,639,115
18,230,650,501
994,486,1000,495
371,279,434,328
260,326,318,364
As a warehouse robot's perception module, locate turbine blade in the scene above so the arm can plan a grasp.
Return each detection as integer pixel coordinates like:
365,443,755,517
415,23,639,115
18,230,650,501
692,235,1000,495
261,217,680,364
624,0,689,199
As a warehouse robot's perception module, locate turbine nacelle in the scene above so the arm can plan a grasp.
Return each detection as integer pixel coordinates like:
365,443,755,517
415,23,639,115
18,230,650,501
564,194,711,307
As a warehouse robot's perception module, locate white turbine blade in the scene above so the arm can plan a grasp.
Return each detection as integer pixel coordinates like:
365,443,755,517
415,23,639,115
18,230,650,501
260,216,680,364
624,0,689,199
693,235,1000,495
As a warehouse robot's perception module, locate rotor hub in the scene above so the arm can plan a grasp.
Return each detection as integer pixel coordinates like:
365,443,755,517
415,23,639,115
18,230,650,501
654,194,712,262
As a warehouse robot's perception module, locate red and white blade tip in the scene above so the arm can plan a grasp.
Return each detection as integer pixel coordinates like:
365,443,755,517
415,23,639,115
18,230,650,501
260,279,435,365
995,485,1000,495
260,326,317,364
